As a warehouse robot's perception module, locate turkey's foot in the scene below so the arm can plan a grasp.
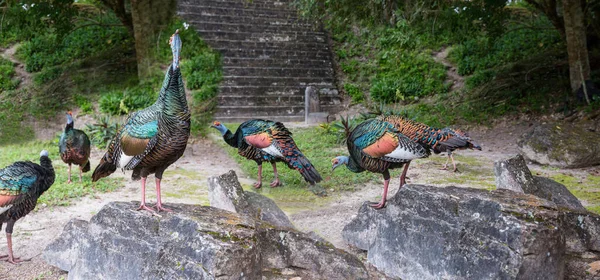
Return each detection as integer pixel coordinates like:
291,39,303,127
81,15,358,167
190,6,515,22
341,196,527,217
453,168,461,173
67,179,72,184
1,256,29,265
368,201,386,209
440,165,449,171
155,203,173,213
269,179,281,187
137,203,156,213
253,182,262,189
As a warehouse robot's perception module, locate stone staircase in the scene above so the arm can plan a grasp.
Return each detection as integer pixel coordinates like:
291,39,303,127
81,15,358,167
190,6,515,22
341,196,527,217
177,0,342,123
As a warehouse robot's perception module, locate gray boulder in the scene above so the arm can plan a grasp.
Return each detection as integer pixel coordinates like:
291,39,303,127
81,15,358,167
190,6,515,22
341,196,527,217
518,123,600,168
494,154,586,212
208,170,294,229
45,201,373,280
343,184,600,280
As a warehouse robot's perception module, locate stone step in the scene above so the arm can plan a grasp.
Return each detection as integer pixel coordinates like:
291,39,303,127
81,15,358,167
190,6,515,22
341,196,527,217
223,66,333,78
180,0,297,11
213,115,306,124
218,85,338,96
179,13,313,27
222,76,335,86
216,48,331,60
203,38,329,51
216,105,305,117
217,94,342,106
185,20,317,33
222,57,332,68
194,30,326,43
180,5,301,18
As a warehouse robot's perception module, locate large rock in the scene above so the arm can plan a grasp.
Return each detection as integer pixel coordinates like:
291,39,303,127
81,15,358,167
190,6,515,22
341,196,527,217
494,154,586,212
343,184,600,280
208,170,294,229
45,202,372,280
518,123,600,168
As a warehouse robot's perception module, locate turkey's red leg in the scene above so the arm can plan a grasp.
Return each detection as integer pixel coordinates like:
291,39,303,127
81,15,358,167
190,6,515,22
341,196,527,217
370,178,390,209
399,161,411,186
450,153,459,172
79,166,83,182
2,233,27,264
137,177,155,212
155,178,172,212
67,164,72,184
253,164,263,189
270,162,281,187
440,155,450,170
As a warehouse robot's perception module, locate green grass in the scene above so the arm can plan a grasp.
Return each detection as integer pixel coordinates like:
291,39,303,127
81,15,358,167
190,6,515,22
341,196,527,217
545,172,600,214
0,58,20,91
210,124,381,202
0,141,123,207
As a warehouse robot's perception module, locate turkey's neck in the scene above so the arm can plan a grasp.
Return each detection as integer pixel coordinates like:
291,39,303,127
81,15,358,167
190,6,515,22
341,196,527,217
346,157,364,173
39,156,55,194
64,122,73,133
160,67,188,117
223,130,238,148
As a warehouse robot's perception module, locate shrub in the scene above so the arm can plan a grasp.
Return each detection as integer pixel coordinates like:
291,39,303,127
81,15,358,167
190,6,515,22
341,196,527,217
99,91,123,115
0,59,19,91
73,94,94,115
85,115,121,149
344,83,363,103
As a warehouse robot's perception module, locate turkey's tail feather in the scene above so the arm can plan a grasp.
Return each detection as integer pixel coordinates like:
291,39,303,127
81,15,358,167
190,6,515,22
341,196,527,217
82,160,91,173
92,135,121,182
292,154,322,184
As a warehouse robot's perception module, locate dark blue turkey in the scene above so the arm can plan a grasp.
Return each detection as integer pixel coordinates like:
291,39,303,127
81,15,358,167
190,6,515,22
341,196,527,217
332,118,429,208
211,119,322,188
59,111,91,183
92,30,190,213
0,150,55,264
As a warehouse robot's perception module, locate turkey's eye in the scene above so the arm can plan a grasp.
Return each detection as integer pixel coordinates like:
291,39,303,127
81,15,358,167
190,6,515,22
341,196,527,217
213,121,221,126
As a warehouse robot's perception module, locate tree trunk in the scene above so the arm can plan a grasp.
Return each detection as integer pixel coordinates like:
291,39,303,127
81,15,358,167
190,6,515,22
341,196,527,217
562,0,591,94
99,0,134,35
130,0,176,79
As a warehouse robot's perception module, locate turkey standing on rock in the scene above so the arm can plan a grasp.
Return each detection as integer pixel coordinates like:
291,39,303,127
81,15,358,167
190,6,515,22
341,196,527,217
332,118,429,209
211,119,322,188
59,111,91,183
0,150,55,264
378,115,482,172
92,30,190,213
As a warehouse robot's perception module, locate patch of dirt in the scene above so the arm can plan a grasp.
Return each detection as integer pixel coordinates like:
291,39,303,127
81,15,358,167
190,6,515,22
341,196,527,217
1,44,33,90
433,47,464,93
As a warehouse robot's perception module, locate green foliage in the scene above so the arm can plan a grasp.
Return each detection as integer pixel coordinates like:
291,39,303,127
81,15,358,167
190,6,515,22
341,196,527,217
73,94,93,114
98,91,123,115
98,87,155,116
85,115,121,149
182,53,222,90
0,58,19,91
344,83,363,103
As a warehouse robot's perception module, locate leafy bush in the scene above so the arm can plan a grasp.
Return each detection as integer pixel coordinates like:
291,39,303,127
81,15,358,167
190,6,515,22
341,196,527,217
85,115,121,149
344,83,363,103
99,87,156,115
99,91,123,115
0,58,19,91
73,94,94,115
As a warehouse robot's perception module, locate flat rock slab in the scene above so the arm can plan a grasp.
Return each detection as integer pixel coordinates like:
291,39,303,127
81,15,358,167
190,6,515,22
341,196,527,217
518,123,600,168
44,202,374,280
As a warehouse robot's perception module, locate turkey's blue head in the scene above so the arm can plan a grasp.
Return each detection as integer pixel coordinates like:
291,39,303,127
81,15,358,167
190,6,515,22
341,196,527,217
40,150,49,157
211,121,228,136
331,156,349,171
66,111,74,126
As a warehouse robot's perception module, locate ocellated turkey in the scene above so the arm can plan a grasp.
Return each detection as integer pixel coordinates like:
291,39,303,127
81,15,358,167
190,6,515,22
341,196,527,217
92,30,190,213
0,150,55,264
211,119,322,188
332,117,429,208
59,111,91,183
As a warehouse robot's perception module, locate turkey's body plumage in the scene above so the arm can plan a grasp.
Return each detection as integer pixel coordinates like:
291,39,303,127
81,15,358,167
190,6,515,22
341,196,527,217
220,119,322,185
346,118,430,174
92,66,190,182
59,123,91,173
0,152,54,263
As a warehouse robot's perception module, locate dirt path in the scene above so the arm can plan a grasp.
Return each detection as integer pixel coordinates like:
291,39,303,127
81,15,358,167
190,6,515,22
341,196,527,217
1,44,33,90
433,47,464,93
